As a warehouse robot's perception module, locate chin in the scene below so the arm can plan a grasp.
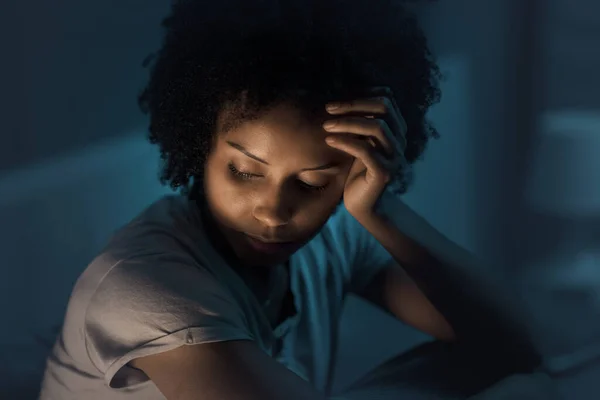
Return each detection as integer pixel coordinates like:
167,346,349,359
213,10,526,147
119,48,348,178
237,247,296,268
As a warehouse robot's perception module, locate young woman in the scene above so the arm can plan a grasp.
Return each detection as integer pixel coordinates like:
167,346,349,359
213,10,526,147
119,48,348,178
39,1,537,399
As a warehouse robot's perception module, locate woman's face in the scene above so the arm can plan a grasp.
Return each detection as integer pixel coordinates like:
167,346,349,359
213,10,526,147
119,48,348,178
203,102,353,268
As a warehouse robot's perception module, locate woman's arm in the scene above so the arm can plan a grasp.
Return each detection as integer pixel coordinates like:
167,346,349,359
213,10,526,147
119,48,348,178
358,258,456,342
321,91,539,372
354,193,540,370
132,340,327,400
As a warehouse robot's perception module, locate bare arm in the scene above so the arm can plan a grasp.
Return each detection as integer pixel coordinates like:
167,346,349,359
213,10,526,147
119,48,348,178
131,340,327,400
359,260,456,342
354,194,540,372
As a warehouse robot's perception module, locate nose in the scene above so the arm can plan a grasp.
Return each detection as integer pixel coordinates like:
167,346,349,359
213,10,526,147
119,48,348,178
252,188,293,228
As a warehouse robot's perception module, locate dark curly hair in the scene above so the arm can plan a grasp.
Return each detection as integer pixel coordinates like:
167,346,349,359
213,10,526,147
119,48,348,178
139,0,441,196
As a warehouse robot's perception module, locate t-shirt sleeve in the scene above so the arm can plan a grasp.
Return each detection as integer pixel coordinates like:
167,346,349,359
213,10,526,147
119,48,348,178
84,253,254,389
328,205,394,294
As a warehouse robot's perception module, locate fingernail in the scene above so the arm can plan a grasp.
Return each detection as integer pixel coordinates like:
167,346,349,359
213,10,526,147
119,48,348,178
323,120,337,129
325,136,336,144
326,103,340,111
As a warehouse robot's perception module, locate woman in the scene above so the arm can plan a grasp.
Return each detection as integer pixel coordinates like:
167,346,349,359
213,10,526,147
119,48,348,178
39,0,537,399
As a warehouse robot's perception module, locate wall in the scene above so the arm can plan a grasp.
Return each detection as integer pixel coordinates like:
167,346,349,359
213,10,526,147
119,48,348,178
0,0,169,172
512,0,600,397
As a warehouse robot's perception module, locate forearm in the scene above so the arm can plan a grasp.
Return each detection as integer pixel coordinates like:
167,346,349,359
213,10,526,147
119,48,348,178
356,202,497,340
355,192,538,367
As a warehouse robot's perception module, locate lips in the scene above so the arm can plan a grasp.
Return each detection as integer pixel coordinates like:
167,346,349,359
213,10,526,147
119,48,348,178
243,234,300,254
245,233,291,244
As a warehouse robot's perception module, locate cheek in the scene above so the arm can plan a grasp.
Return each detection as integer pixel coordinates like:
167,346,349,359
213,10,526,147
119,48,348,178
204,165,252,226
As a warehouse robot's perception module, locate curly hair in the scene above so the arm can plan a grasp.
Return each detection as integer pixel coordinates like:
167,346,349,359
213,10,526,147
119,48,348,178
139,0,441,195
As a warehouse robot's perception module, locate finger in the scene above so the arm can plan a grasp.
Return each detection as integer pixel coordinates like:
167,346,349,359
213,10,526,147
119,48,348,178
366,92,408,150
328,86,396,115
325,135,392,184
326,96,393,116
367,86,401,115
326,96,408,147
323,117,394,157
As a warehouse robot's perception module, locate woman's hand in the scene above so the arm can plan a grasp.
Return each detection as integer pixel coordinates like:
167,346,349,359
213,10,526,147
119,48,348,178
323,86,409,219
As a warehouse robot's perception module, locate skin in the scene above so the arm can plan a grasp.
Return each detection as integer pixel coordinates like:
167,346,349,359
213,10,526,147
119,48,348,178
203,101,353,269
133,90,460,400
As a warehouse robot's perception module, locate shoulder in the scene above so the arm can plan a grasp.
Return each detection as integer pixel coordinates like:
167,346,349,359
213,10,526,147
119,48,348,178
57,195,272,386
82,194,238,310
105,195,206,257
73,194,248,339
74,197,260,376
71,195,210,300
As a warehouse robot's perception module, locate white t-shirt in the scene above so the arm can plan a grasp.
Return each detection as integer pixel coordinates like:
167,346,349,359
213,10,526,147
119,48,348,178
39,195,393,400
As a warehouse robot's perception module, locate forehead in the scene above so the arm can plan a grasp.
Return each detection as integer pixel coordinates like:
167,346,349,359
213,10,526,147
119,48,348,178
217,103,339,163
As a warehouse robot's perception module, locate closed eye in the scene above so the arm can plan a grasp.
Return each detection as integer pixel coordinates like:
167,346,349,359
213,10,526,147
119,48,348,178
228,163,260,180
228,162,329,192
298,181,328,192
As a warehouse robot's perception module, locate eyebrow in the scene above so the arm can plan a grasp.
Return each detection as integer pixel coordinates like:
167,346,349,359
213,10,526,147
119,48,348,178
226,141,339,171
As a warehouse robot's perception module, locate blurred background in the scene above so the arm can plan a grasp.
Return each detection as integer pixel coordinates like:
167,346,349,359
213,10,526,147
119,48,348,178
1,0,599,398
